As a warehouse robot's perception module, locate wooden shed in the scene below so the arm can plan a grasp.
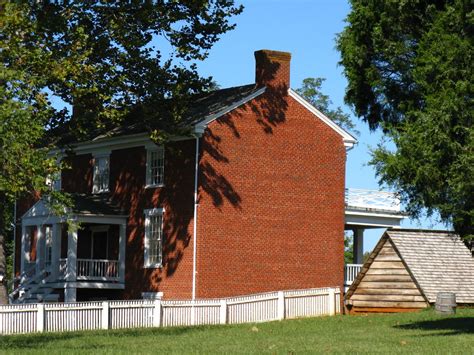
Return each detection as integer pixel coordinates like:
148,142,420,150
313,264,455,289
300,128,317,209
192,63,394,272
345,229,474,313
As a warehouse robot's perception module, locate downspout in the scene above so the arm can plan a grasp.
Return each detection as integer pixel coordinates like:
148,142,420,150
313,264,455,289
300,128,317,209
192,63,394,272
192,134,201,300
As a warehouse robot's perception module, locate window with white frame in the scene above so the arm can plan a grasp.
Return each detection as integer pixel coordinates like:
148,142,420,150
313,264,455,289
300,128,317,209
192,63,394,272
93,154,110,193
146,146,165,187
45,158,62,191
45,171,61,191
144,208,164,267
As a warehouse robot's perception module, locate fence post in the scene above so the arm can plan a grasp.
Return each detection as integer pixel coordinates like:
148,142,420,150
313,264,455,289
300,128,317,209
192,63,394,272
37,303,45,332
328,288,335,316
153,300,162,327
219,299,227,324
277,291,285,320
101,301,110,329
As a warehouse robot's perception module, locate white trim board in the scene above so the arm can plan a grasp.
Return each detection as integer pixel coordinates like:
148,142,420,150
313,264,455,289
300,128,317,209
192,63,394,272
50,133,192,157
288,89,357,148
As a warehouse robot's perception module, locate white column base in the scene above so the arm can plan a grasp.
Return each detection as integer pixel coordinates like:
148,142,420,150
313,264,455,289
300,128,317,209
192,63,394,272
64,285,77,303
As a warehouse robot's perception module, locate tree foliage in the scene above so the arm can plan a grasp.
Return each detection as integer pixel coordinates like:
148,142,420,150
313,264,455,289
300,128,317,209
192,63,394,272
337,1,473,238
0,1,242,302
344,233,354,265
296,77,358,135
1,1,243,142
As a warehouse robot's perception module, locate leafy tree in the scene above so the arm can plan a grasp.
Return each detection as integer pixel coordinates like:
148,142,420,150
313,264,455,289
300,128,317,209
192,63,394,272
337,1,473,239
0,1,242,303
296,77,358,135
344,233,354,265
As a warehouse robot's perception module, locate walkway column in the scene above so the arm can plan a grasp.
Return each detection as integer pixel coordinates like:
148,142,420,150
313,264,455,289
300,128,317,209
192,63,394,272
65,228,77,302
20,225,27,274
118,223,126,284
36,225,45,274
353,228,364,264
51,223,61,280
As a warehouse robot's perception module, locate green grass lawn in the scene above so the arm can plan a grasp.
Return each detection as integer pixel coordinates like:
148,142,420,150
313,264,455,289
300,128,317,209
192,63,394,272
1,308,473,354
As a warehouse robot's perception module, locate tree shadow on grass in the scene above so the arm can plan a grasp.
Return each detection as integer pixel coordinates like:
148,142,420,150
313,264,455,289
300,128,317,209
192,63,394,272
0,325,207,349
395,317,474,336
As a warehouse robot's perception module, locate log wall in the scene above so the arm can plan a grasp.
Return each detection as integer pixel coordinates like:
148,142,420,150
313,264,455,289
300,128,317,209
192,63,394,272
346,239,428,313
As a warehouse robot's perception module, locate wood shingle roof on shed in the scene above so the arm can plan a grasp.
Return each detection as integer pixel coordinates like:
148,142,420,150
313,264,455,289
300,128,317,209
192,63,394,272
346,229,474,312
345,229,474,311
387,229,474,304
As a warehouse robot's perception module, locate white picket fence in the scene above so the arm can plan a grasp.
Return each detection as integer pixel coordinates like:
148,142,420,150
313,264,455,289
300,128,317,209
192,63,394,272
0,287,340,335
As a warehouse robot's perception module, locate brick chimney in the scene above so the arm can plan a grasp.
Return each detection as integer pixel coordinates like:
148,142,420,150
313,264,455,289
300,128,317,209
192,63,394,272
254,49,291,89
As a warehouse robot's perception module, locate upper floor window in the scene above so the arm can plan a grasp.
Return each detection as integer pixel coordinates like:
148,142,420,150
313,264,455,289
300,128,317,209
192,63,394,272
93,154,110,193
46,171,61,191
144,208,164,268
146,146,164,187
45,158,62,191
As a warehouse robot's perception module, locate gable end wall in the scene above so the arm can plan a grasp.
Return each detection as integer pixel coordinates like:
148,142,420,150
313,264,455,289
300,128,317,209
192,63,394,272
347,239,428,313
195,92,347,298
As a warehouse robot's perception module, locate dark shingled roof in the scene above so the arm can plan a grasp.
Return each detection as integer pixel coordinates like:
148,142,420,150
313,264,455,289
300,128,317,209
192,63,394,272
69,193,128,216
53,84,261,145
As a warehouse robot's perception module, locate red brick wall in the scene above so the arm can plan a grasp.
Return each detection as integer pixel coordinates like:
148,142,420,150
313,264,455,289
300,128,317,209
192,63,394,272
109,142,195,299
14,50,346,301
195,91,346,298
14,142,196,300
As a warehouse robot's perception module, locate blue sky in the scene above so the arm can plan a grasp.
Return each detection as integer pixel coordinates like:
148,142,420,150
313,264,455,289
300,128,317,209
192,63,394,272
194,0,446,252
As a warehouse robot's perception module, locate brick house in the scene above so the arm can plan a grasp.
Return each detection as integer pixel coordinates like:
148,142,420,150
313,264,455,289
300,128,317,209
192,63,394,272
11,50,403,303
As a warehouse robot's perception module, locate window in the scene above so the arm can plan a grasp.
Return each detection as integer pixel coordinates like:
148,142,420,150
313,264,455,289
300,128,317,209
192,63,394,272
93,154,110,193
144,208,164,268
46,159,62,191
146,146,165,187
46,172,61,191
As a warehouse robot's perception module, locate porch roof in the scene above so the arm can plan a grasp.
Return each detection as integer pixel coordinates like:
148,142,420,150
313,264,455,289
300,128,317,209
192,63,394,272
22,193,128,224
69,194,127,216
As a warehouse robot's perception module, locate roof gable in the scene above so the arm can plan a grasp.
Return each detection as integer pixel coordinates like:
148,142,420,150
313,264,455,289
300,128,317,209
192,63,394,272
387,230,474,304
288,89,357,148
193,85,265,134
345,234,427,307
22,199,50,219
347,229,474,305
51,84,357,152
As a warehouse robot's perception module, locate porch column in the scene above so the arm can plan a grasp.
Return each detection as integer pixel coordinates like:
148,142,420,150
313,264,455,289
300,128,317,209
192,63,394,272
51,223,61,280
36,225,45,274
353,228,364,264
64,286,76,303
118,223,126,284
20,225,27,274
65,228,77,302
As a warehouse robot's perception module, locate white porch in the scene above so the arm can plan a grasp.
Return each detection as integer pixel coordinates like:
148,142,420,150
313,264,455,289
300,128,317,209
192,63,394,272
344,188,405,290
12,198,127,303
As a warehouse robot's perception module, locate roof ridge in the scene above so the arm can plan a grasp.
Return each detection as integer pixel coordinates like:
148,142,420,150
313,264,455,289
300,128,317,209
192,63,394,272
387,228,456,234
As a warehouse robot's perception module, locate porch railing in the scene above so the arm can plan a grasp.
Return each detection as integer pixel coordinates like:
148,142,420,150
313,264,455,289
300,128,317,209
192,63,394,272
345,188,401,212
77,259,119,281
58,258,119,281
344,264,363,287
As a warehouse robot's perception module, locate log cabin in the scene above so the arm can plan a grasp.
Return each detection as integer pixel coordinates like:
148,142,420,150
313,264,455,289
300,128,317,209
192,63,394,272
345,229,474,313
